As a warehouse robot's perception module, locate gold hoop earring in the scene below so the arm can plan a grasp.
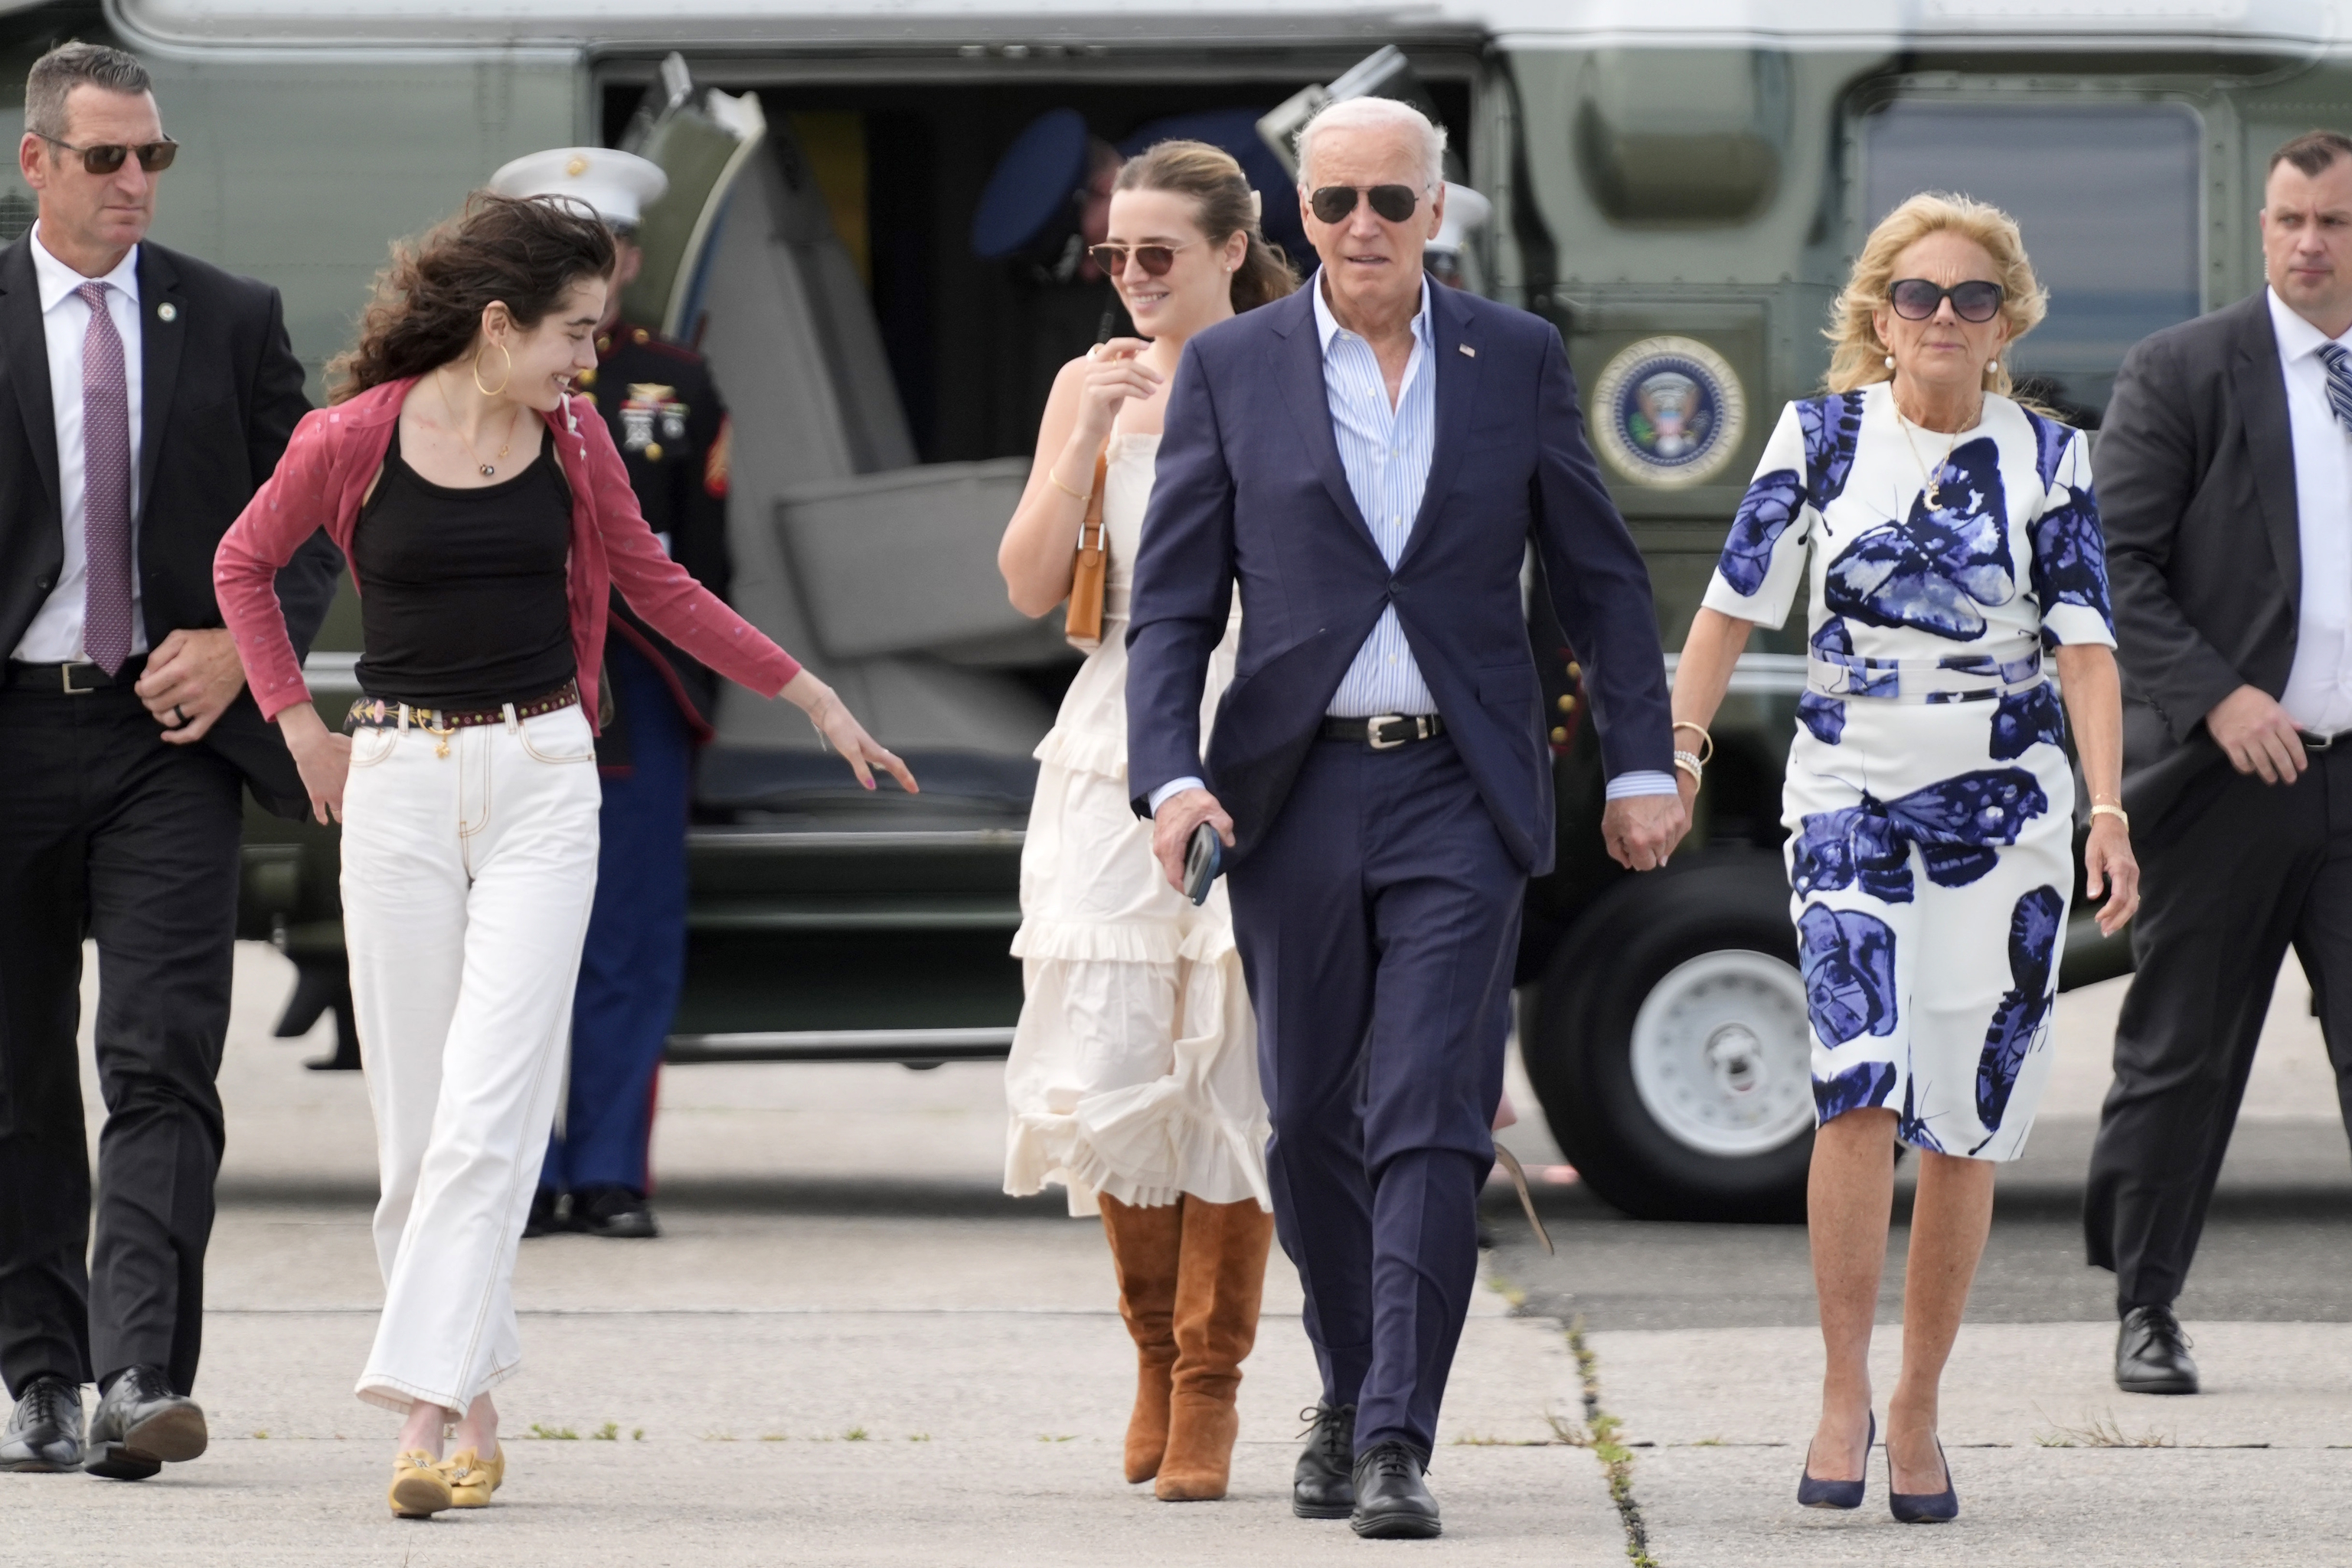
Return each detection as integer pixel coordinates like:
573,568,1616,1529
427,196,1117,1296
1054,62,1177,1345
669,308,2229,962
473,341,513,398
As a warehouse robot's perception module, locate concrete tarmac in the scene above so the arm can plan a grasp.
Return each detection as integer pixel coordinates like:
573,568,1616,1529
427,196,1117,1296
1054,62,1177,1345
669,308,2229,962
15,942,2352,1563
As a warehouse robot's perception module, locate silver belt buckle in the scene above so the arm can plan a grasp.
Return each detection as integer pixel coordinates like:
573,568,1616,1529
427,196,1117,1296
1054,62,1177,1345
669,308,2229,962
1367,714,1409,750
2305,729,2338,753
59,660,100,694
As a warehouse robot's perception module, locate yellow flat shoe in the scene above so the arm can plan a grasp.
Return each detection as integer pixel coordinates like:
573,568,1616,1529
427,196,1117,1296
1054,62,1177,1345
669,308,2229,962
389,1449,453,1517
443,1444,505,1508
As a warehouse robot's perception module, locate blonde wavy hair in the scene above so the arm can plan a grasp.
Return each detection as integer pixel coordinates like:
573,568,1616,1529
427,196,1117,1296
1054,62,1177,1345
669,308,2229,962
1825,191,2050,397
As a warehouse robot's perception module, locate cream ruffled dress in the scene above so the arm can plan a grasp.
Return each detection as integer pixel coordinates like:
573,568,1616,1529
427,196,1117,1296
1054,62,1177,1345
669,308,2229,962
1002,431,1269,1217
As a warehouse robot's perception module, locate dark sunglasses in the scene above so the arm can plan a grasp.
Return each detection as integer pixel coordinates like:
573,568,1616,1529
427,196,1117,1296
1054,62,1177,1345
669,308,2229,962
1308,184,1420,224
40,135,178,176
1086,240,1192,277
1888,278,2005,324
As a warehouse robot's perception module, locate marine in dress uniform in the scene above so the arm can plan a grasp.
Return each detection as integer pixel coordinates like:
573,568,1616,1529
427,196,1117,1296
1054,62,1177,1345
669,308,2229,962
488,149,734,1240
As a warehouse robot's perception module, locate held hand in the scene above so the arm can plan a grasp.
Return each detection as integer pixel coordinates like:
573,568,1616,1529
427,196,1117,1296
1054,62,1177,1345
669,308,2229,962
785,673,919,795
135,628,247,743
2207,684,2306,784
1067,338,1162,450
276,704,351,826
1151,787,1235,892
2082,815,2141,937
1602,792,1687,873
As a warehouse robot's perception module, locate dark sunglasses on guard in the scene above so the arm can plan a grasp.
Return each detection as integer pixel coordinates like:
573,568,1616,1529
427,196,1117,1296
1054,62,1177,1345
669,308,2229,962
1309,184,1420,224
41,135,178,176
1888,278,2004,323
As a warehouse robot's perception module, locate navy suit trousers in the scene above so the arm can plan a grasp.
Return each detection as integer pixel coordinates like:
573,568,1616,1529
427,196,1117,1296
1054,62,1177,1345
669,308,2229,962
1227,733,1521,1459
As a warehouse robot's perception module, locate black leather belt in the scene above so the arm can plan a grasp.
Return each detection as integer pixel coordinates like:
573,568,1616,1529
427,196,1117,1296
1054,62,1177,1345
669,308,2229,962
1320,713,1446,750
3,655,148,693
2301,730,2347,753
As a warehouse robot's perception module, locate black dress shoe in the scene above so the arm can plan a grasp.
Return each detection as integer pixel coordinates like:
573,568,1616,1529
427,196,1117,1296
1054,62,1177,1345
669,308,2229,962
2115,1305,2199,1395
1292,1403,1356,1518
569,1185,659,1239
523,1188,563,1239
1,1376,86,1473
84,1367,207,1481
1351,1441,1441,1539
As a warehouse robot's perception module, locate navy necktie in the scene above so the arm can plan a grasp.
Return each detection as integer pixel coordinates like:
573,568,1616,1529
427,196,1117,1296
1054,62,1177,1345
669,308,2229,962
78,280,132,675
2319,341,2352,436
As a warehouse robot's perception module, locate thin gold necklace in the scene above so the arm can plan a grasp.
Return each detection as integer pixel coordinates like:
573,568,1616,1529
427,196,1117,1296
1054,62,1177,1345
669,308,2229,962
436,368,515,478
1890,388,1974,509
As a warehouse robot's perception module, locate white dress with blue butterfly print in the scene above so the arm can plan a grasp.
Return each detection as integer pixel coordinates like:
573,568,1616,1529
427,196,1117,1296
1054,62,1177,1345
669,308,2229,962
1700,384,2115,1161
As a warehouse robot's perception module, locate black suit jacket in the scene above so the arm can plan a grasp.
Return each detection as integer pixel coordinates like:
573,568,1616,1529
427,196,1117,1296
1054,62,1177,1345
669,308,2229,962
0,236,339,817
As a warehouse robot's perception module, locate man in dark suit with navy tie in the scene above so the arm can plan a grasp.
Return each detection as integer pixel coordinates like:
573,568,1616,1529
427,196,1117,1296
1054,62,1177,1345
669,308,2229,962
1126,96,1682,1537
0,43,337,1478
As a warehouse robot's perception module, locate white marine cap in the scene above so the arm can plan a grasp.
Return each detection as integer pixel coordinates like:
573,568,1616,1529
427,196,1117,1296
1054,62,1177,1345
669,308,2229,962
487,147,668,228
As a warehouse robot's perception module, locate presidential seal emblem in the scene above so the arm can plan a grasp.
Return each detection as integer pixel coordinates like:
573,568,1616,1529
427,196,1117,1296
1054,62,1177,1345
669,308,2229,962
1591,336,1746,488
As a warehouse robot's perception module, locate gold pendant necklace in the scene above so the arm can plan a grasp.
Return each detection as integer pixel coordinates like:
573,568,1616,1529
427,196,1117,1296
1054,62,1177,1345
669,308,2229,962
437,369,514,477
1893,397,1966,509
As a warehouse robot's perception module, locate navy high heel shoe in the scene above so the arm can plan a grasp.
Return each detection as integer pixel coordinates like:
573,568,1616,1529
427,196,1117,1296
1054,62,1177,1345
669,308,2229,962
1888,1436,1958,1524
1795,1413,1873,1510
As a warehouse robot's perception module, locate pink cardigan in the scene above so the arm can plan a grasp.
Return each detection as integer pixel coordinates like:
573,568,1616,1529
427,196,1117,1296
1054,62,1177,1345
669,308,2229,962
214,377,800,727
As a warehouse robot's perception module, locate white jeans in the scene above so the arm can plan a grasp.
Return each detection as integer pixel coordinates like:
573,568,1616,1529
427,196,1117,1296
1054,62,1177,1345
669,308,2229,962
340,702,601,1414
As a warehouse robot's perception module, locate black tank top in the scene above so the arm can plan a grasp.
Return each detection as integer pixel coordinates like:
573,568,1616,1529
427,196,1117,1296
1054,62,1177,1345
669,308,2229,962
351,421,577,709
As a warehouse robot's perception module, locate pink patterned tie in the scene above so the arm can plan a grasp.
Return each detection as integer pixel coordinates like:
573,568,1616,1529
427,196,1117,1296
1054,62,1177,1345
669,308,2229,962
78,280,132,675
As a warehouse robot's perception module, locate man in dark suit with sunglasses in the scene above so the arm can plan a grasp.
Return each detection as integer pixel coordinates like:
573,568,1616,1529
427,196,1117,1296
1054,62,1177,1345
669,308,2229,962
0,42,338,1480
1127,96,1681,1538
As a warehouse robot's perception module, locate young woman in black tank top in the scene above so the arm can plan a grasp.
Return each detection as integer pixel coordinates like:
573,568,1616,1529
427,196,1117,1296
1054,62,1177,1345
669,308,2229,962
216,196,913,1519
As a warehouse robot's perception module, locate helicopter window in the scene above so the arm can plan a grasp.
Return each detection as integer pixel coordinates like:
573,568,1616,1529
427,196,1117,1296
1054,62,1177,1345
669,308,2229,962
1864,100,2201,422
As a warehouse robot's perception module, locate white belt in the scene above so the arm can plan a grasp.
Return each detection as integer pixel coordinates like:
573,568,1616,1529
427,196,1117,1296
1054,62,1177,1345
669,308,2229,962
1807,636,2043,704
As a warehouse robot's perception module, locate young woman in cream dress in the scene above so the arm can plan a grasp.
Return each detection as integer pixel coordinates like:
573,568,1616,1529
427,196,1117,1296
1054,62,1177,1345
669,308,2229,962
997,140,1294,1503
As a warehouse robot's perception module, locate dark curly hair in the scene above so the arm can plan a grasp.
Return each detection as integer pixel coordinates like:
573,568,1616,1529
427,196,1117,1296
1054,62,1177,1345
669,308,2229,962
329,193,616,404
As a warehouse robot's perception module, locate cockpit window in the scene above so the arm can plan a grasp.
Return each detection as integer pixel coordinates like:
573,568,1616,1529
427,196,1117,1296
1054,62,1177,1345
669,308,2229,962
1864,100,2202,422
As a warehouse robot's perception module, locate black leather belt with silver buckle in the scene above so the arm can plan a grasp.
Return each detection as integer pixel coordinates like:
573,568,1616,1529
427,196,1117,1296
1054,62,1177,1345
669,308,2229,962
2301,730,2346,753
1321,713,1446,750
3,655,148,694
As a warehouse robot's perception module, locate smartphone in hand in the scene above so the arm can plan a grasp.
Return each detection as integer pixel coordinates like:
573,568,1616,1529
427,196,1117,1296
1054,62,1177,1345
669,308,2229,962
1182,822,1222,906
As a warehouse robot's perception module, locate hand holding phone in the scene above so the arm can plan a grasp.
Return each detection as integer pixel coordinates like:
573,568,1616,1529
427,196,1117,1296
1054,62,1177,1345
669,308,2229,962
1181,821,1222,906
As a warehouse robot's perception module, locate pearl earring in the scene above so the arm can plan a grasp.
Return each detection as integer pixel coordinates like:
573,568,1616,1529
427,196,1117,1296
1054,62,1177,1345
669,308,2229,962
1986,360,1999,374
1883,354,1895,371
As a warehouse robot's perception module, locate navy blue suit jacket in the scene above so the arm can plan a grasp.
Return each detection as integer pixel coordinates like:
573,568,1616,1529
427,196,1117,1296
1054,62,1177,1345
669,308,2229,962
1125,281,1674,875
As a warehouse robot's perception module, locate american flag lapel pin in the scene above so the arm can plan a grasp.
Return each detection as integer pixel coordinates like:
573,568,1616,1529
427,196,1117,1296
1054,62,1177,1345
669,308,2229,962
1459,343,1475,357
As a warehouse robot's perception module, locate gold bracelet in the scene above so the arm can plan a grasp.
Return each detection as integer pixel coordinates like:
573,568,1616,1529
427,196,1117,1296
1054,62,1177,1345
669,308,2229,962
1671,720,1715,764
1044,467,1089,501
2089,801,2129,830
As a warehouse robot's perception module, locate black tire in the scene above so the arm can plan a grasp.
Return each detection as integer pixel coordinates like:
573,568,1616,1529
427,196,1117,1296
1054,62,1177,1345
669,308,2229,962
1521,853,1814,1223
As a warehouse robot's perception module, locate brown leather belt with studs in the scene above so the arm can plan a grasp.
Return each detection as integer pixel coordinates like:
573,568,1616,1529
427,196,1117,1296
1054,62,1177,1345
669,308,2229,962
344,679,580,736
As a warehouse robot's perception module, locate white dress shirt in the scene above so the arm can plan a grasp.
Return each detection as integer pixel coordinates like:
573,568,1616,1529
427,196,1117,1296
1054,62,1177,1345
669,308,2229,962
11,224,145,663
2270,287,2352,735
1149,272,1672,812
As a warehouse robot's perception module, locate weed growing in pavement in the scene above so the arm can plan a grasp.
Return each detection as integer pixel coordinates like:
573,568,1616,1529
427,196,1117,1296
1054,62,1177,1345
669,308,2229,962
761,1434,789,1442
528,1423,579,1440
250,1430,269,1440
844,1427,870,1442
2032,1407,2172,1449
592,1423,619,1441
908,1434,931,1442
1567,1316,1658,1568
702,1432,738,1442
1690,1436,1723,1447
633,1429,645,1441
1037,1434,1076,1442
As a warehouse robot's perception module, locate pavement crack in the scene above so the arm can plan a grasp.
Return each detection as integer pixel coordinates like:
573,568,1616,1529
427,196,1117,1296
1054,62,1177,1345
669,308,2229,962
1566,1315,1658,1568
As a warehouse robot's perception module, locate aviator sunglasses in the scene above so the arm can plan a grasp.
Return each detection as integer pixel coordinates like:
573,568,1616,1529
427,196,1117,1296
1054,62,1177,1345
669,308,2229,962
1888,277,2005,324
1087,239,1194,277
39,134,178,175
1309,184,1421,224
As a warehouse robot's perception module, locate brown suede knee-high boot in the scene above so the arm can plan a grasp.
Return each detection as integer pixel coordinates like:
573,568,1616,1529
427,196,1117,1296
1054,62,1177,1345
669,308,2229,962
1155,1197,1276,1501
1099,1194,1186,1484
